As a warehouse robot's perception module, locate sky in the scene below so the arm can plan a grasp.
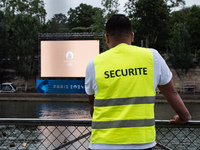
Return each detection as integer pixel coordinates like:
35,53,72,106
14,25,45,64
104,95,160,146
43,0,200,21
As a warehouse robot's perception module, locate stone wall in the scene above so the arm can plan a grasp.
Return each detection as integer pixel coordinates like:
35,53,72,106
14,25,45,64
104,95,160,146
15,76,37,92
171,68,200,93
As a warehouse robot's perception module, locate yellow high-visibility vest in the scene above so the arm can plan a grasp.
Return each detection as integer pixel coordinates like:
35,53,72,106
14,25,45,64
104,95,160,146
92,43,156,144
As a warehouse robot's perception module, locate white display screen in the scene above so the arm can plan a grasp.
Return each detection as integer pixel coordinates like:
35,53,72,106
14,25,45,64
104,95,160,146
41,40,99,77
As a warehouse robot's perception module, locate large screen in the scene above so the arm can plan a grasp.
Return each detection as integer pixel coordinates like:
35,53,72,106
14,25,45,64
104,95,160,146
41,40,99,77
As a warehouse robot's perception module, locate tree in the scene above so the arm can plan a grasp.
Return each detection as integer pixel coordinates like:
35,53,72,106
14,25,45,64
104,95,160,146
47,13,69,33
169,5,200,61
0,11,8,64
168,23,193,92
67,3,98,30
9,14,41,92
92,0,120,34
186,5,200,55
0,11,9,82
101,0,120,20
28,0,47,23
125,0,184,49
0,0,46,23
52,13,67,25
92,0,120,51
170,7,190,24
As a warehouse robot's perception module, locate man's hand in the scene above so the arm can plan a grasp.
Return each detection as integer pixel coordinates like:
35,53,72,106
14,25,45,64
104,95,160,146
169,115,188,124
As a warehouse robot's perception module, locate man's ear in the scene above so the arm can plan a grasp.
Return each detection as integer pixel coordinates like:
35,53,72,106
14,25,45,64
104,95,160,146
131,32,134,42
105,34,109,44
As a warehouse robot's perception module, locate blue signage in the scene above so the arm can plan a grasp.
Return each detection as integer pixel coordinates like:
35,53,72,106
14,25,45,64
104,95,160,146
37,80,85,94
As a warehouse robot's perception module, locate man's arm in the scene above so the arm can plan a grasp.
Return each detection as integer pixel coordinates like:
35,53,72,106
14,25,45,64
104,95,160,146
88,95,95,117
158,79,191,124
85,59,95,118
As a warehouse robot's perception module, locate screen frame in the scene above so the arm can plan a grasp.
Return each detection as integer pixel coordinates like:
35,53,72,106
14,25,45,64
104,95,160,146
39,39,100,78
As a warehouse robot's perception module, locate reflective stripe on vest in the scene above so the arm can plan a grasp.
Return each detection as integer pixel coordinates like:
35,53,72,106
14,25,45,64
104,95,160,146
94,96,155,107
92,43,156,144
92,118,155,129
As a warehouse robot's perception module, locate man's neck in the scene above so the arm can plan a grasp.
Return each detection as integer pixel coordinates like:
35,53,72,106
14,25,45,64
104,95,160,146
109,41,131,49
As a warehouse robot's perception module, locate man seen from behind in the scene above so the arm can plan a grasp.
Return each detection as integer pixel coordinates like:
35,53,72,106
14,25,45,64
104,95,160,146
85,14,191,150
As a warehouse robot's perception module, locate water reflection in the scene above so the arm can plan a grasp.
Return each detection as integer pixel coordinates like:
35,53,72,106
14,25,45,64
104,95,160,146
36,102,90,119
155,103,200,120
0,101,199,120
0,101,37,118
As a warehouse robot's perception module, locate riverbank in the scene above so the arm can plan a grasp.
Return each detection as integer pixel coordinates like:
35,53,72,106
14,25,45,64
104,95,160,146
0,92,200,103
0,93,88,102
156,93,200,103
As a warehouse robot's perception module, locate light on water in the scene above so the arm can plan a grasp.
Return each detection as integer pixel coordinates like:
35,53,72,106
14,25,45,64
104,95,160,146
37,102,90,119
0,101,199,120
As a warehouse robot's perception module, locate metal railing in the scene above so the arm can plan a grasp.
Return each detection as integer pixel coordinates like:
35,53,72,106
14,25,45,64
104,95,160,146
0,119,199,150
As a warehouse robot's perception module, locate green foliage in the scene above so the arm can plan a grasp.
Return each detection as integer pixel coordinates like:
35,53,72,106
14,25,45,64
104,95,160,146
0,11,7,57
67,3,98,30
167,0,185,7
0,0,46,23
196,50,200,61
9,14,41,84
92,8,105,34
170,7,190,24
93,0,119,30
92,0,120,51
186,5,200,53
101,0,120,20
125,0,170,49
52,13,67,25
168,23,193,77
0,11,9,71
0,0,45,90
169,5,200,56
71,27,92,33
46,13,69,33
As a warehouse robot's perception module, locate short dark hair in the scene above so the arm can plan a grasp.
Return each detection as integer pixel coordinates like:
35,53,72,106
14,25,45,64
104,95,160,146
106,14,132,38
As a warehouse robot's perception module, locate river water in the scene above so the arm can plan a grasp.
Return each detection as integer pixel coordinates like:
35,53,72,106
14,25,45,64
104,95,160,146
0,101,199,150
0,101,199,120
